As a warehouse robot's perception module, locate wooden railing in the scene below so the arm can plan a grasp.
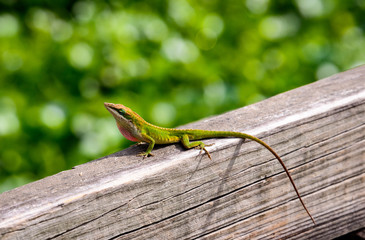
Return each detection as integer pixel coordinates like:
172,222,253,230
1,66,364,240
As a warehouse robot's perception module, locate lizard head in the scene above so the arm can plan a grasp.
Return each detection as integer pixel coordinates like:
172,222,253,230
104,102,145,142
104,102,134,122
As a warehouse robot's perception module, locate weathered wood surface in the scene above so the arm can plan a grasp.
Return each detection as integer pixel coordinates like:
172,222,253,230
0,66,364,240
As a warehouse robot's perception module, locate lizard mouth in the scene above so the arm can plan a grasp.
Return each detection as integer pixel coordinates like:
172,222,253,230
104,102,115,108
104,102,119,110
104,102,118,116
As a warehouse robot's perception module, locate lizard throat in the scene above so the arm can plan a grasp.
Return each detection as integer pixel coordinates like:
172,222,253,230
117,124,140,142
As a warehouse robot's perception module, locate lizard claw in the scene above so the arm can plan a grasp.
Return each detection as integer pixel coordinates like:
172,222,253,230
195,146,212,160
137,152,154,159
203,147,212,160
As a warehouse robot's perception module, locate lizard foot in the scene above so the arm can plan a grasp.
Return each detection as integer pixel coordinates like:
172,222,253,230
137,152,154,159
202,147,212,160
195,146,212,160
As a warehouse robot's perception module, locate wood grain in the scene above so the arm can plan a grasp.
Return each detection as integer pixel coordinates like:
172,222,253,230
0,66,364,239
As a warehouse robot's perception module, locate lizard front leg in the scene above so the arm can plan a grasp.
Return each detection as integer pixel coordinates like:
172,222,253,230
137,134,155,158
181,135,212,160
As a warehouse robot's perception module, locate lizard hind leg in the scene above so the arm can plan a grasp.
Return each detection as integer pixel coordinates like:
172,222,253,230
181,135,213,160
201,147,212,160
196,143,214,160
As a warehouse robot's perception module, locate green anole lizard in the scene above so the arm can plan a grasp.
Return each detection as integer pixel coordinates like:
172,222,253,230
104,102,315,224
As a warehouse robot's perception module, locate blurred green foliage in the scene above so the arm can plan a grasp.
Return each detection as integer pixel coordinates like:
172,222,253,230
0,0,364,192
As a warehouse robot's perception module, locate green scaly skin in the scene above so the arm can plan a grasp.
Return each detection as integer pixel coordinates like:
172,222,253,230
104,102,315,224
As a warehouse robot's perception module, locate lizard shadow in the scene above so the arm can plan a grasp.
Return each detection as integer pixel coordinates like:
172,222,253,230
184,148,206,188
84,144,144,164
83,143,168,168
202,139,245,233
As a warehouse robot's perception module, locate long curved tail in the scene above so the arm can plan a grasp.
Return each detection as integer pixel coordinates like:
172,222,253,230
195,130,316,224
241,133,315,224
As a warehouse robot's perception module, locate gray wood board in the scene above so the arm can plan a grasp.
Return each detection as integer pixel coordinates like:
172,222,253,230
0,66,364,239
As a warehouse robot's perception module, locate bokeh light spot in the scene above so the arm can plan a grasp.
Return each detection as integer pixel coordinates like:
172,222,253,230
316,62,339,79
259,14,300,40
246,0,270,14
195,14,224,50
295,0,333,18
124,58,150,77
29,9,53,32
40,104,66,129
0,97,20,136
80,132,103,157
152,103,176,126
51,19,73,42
71,113,94,136
0,111,20,136
79,118,121,157
0,14,19,37
168,0,195,26
162,37,199,63
144,17,169,42
68,42,94,69
195,29,217,50
203,14,224,36
204,81,226,106
73,1,96,23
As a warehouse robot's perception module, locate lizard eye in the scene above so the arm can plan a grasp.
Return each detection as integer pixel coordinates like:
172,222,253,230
117,108,126,116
